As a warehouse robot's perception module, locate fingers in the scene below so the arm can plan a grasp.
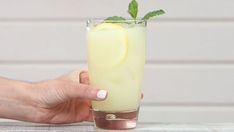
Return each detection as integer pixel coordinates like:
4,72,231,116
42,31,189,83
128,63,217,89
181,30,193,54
63,83,107,101
86,109,94,122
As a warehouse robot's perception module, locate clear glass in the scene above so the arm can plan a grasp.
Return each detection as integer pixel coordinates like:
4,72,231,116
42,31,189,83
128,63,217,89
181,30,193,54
86,19,146,130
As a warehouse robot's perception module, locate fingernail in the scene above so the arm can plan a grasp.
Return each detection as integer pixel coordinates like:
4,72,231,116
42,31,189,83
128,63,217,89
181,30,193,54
97,90,107,99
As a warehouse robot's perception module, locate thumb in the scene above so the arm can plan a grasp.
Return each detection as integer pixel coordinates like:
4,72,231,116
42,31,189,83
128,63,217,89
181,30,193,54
58,69,88,84
62,82,108,101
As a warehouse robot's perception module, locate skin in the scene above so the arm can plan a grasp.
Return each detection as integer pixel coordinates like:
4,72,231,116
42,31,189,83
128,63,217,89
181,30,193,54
0,69,143,124
0,70,104,124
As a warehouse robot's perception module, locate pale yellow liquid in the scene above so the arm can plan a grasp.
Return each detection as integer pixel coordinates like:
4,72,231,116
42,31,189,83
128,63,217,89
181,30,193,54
87,23,145,112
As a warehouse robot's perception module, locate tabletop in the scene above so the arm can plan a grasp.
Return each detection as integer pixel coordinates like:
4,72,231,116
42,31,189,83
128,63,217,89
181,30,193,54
1,121,234,132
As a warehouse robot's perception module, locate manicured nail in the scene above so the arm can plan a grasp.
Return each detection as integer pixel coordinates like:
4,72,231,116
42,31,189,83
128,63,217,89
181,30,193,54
97,90,107,99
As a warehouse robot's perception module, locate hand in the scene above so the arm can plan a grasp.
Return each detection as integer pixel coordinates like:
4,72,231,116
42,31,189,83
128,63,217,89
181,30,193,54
31,70,107,124
0,69,142,124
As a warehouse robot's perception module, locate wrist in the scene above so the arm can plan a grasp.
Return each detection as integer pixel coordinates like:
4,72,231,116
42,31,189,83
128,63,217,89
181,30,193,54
0,78,37,121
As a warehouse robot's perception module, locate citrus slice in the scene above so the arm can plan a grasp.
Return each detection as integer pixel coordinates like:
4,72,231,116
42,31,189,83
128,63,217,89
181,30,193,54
92,23,125,32
87,23,128,70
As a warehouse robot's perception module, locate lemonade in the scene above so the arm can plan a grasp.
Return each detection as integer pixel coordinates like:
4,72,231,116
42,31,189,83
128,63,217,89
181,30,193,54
87,21,146,112
86,20,146,129
86,0,164,130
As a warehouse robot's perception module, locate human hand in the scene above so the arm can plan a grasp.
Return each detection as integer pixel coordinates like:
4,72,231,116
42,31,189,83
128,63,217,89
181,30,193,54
30,69,107,124
0,69,143,124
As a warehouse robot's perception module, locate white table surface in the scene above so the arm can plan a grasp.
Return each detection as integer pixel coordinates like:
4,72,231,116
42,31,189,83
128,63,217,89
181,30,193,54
1,121,234,132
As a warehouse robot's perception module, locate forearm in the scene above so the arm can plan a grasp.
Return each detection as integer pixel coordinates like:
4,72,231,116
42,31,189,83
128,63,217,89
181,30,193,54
0,77,36,121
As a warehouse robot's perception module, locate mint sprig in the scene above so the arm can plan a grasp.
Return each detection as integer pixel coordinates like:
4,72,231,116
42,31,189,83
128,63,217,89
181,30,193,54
128,0,138,20
104,0,165,22
105,16,126,21
142,9,165,21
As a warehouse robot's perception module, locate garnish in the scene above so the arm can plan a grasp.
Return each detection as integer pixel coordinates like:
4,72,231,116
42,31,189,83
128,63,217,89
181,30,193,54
105,0,165,22
128,0,138,20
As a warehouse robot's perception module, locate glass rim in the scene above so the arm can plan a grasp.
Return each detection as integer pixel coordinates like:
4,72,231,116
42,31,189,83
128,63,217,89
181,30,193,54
87,18,147,24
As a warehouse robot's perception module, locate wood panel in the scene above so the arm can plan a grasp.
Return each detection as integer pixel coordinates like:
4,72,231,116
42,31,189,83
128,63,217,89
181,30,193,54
1,105,234,123
0,22,86,61
0,0,233,123
139,105,234,122
1,22,234,61
1,64,234,104
0,0,233,19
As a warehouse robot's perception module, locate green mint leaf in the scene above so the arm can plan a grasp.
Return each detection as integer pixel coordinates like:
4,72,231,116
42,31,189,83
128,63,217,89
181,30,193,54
128,0,138,19
105,16,126,21
142,9,165,20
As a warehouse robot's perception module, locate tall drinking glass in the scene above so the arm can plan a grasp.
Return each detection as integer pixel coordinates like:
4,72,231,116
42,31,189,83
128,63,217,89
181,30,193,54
86,19,146,130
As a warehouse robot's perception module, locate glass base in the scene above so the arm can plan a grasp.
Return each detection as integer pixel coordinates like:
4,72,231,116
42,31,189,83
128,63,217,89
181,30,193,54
92,109,139,130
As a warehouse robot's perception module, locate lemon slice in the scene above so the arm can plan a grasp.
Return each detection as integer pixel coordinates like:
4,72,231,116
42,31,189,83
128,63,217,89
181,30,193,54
88,23,128,70
93,23,125,32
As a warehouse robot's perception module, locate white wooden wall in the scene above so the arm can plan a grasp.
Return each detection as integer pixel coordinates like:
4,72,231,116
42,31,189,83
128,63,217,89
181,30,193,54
1,0,234,123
